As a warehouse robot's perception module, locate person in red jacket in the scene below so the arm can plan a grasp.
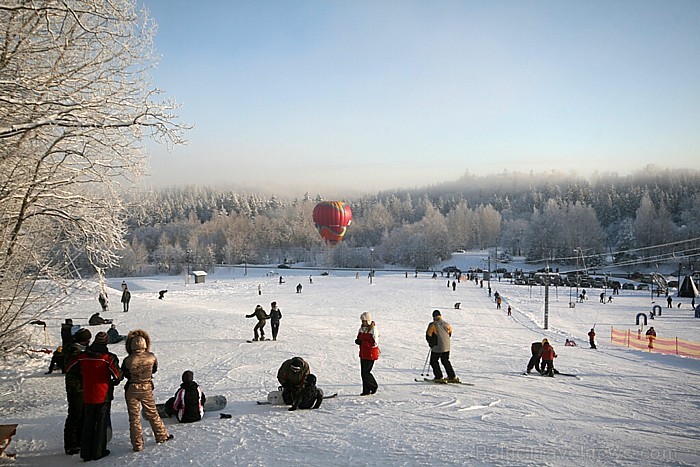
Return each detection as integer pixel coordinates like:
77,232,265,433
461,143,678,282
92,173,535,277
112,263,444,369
355,312,379,396
588,328,597,349
540,338,557,377
65,331,122,461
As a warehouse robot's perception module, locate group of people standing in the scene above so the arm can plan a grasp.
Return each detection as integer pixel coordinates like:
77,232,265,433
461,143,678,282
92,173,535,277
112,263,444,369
61,327,175,461
245,301,283,341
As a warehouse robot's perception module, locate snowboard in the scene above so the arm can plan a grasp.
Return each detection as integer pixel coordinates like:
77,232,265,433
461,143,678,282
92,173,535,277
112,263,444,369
415,378,475,386
246,339,273,343
256,392,338,405
156,394,227,418
522,372,579,379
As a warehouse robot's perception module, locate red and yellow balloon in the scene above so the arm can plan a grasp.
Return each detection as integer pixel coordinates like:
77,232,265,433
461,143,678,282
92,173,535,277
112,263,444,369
312,201,353,245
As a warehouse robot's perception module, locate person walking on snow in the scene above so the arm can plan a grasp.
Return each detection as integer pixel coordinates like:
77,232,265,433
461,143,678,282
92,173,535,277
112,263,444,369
121,329,172,452
246,305,269,341
269,301,282,341
425,310,459,383
356,312,379,395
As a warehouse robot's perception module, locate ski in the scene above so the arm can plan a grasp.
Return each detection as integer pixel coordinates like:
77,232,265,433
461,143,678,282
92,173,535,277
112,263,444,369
246,340,272,343
256,392,338,405
415,378,474,386
522,372,579,379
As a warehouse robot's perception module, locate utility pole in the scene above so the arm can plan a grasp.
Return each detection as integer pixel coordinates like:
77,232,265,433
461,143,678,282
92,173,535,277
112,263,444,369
544,265,550,329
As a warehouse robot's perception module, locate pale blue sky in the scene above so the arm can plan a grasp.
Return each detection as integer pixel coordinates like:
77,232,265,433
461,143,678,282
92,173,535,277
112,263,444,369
141,0,700,195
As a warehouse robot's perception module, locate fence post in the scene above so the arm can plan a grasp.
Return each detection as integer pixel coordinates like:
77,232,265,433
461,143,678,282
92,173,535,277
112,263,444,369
627,329,630,347
676,337,679,355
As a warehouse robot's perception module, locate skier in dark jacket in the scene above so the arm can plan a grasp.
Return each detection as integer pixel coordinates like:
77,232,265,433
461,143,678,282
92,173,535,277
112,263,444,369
288,374,323,411
269,301,282,341
165,370,206,423
588,328,597,349
62,328,91,455
65,331,122,461
277,357,310,405
246,305,269,341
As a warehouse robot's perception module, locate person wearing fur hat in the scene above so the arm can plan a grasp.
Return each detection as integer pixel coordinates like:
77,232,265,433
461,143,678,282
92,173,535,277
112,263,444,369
277,356,310,405
425,310,459,383
355,312,379,396
122,329,172,452
65,331,122,461
62,328,91,455
165,370,206,423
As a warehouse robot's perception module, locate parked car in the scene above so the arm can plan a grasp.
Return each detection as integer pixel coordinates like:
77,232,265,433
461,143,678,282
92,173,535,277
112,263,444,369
622,283,635,290
278,264,290,269
637,284,650,291
442,266,461,273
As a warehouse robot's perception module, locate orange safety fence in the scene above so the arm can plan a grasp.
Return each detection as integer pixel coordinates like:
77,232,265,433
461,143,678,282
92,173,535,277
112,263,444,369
610,327,700,359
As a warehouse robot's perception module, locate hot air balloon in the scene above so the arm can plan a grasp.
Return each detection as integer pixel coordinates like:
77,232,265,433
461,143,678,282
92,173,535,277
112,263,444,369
313,201,353,245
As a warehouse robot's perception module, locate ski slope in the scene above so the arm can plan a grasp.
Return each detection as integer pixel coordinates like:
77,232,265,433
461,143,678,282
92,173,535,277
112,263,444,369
2,263,699,466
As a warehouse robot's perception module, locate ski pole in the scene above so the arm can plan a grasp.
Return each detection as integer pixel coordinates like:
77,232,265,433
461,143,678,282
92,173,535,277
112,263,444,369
421,348,431,376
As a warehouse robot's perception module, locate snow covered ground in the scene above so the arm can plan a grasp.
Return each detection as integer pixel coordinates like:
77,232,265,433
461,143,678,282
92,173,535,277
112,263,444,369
2,255,700,466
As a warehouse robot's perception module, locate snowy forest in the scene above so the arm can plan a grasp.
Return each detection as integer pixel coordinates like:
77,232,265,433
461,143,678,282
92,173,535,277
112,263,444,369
112,167,700,276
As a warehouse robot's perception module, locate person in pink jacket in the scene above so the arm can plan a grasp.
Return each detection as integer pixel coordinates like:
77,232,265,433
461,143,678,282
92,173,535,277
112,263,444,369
355,312,379,396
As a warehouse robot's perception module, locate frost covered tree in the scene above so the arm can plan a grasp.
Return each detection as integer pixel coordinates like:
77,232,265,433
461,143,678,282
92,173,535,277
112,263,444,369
0,0,186,347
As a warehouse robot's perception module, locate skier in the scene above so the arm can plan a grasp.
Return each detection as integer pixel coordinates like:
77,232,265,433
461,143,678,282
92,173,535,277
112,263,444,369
121,286,131,312
121,329,172,452
165,370,206,423
288,374,323,411
588,328,597,349
425,310,459,383
646,327,657,349
65,331,122,461
355,312,379,396
540,338,557,377
246,305,269,341
277,357,310,405
269,301,282,341
507,305,512,316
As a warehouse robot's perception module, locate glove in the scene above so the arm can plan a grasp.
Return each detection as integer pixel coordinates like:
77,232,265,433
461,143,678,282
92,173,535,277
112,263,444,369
355,339,362,345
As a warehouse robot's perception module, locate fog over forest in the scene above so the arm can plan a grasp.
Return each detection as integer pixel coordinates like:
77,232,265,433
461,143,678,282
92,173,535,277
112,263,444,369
109,167,700,277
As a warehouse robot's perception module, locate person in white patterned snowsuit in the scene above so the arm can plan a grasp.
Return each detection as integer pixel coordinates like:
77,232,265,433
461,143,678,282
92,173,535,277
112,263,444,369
121,329,172,452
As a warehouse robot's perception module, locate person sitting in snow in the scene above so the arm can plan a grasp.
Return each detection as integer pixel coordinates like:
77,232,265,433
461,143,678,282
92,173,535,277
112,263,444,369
107,324,125,344
277,356,310,405
288,373,323,411
165,370,206,423
45,346,64,374
88,312,111,326
565,339,577,347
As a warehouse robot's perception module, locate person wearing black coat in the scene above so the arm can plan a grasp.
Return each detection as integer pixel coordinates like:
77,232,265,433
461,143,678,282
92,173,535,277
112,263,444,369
165,370,206,423
288,374,323,411
526,341,543,374
269,302,282,341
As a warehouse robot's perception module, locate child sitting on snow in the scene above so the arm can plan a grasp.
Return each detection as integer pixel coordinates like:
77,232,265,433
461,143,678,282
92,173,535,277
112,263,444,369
288,373,323,411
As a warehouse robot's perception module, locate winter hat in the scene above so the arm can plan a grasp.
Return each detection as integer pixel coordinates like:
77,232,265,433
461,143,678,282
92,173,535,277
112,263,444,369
432,310,441,318
94,331,109,345
271,301,277,307
64,318,73,325
290,357,303,372
182,370,194,384
360,312,372,323
542,338,549,345
74,328,91,344
305,374,317,386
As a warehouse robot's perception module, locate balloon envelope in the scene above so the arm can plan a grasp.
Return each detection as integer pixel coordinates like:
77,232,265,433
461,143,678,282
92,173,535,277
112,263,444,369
312,201,352,244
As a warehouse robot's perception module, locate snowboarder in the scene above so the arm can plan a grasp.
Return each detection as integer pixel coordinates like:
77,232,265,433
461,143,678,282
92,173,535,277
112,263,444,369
121,286,131,312
158,289,167,300
425,310,459,383
165,370,206,423
246,305,269,341
288,374,323,411
588,328,597,349
355,312,379,396
65,331,122,461
277,357,310,405
122,329,172,452
269,301,282,341
62,328,91,455
540,338,557,377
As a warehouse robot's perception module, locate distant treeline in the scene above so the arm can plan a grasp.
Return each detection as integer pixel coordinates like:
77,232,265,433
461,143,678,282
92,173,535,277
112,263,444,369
113,167,700,276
